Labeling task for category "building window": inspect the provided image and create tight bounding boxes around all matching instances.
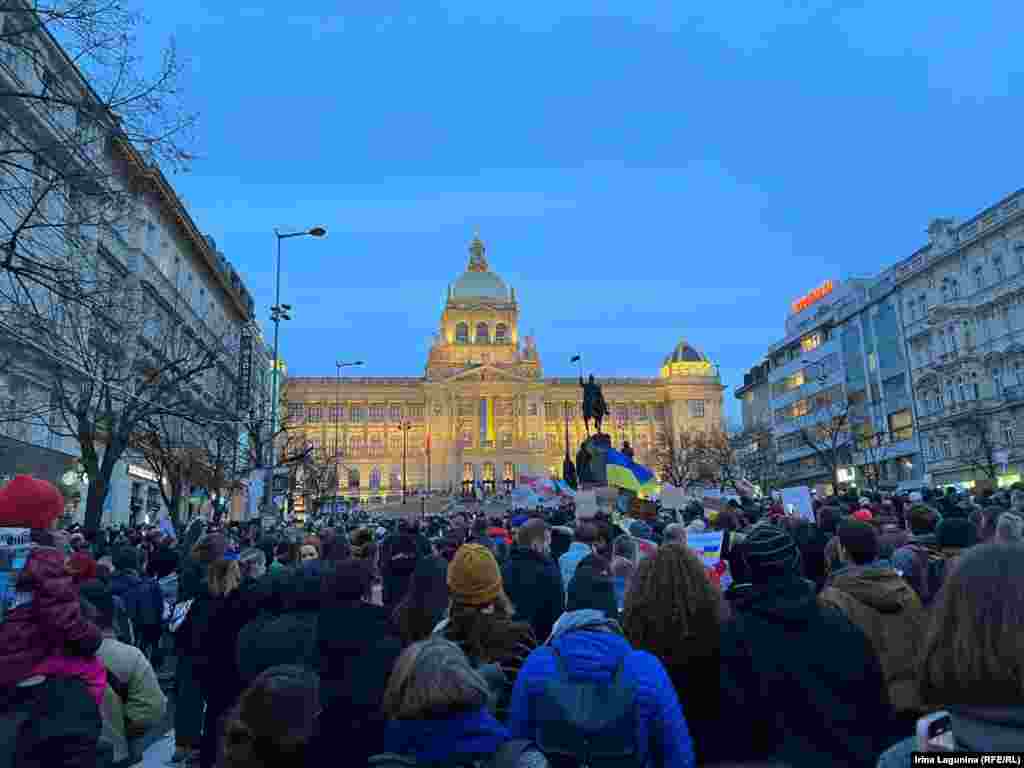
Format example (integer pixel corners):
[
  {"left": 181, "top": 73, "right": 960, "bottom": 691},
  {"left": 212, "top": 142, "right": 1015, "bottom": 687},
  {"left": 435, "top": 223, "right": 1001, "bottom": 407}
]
[
  {"left": 483, "top": 462, "right": 495, "bottom": 482},
  {"left": 995, "top": 255, "right": 1006, "bottom": 282},
  {"left": 563, "top": 403, "right": 576, "bottom": 420},
  {"left": 958, "top": 376, "right": 968, "bottom": 402},
  {"left": 348, "top": 468, "right": 360, "bottom": 488},
  {"left": 971, "top": 371, "right": 980, "bottom": 400},
  {"left": 501, "top": 432, "right": 513, "bottom": 448},
  {"left": 688, "top": 399, "right": 705, "bottom": 418},
  {"left": 460, "top": 431, "right": 472, "bottom": 447},
  {"left": 389, "top": 469, "right": 401, "bottom": 489},
  {"left": 504, "top": 462, "right": 515, "bottom": 481},
  {"left": 654, "top": 404, "right": 666, "bottom": 422},
  {"left": 975, "top": 266, "right": 985, "bottom": 291},
  {"left": 800, "top": 333, "right": 822, "bottom": 353},
  {"left": 941, "top": 438, "right": 952, "bottom": 459},
  {"left": 1016, "top": 360, "right": 1024, "bottom": 387},
  {"left": 369, "top": 467, "right": 381, "bottom": 490},
  {"left": 369, "top": 405, "right": 385, "bottom": 422},
  {"left": 528, "top": 402, "right": 538, "bottom": 417},
  {"left": 545, "top": 433, "right": 556, "bottom": 451},
  {"left": 287, "top": 403, "right": 304, "bottom": 421},
  {"left": 888, "top": 409, "right": 913, "bottom": 442},
  {"left": 528, "top": 433, "right": 540, "bottom": 450},
  {"left": 1002, "top": 420, "right": 1015, "bottom": 445},
  {"left": 495, "top": 323, "right": 508, "bottom": 344},
  {"left": 389, "top": 405, "right": 402, "bottom": 421},
  {"left": 951, "top": 278, "right": 960, "bottom": 299},
  {"left": 544, "top": 403, "right": 558, "bottom": 420},
  {"left": 307, "top": 406, "right": 322, "bottom": 423},
  {"left": 329, "top": 405, "right": 343, "bottom": 422},
  {"left": 992, "top": 367, "right": 1003, "bottom": 397},
  {"left": 455, "top": 323, "right": 469, "bottom": 343},
  {"left": 409, "top": 404, "right": 424, "bottom": 420},
  {"left": 475, "top": 322, "right": 489, "bottom": 344},
  {"left": 370, "top": 434, "right": 384, "bottom": 455},
  {"left": 631, "top": 404, "right": 646, "bottom": 420},
  {"left": 390, "top": 436, "right": 402, "bottom": 453},
  {"left": 350, "top": 406, "right": 365, "bottom": 423},
  {"left": 615, "top": 404, "right": 629, "bottom": 422}
]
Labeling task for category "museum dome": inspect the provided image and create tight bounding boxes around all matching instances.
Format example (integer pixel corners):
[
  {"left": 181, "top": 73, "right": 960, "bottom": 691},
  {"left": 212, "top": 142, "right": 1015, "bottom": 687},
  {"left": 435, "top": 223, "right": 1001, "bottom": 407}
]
[
  {"left": 663, "top": 340, "right": 707, "bottom": 366},
  {"left": 660, "top": 340, "right": 714, "bottom": 378},
  {"left": 449, "top": 234, "right": 511, "bottom": 301}
]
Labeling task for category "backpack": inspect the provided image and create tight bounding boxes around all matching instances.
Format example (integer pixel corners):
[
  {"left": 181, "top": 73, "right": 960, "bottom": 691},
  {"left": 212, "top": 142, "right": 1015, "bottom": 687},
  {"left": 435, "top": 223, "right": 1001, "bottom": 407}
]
[
  {"left": 907, "top": 545, "right": 947, "bottom": 606},
  {"left": 532, "top": 647, "right": 643, "bottom": 768},
  {"left": 368, "top": 738, "right": 537, "bottom": 768}
]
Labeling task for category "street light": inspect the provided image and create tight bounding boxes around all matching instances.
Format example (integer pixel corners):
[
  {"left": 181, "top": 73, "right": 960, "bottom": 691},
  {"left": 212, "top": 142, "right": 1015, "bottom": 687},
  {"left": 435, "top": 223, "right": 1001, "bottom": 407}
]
[
  {"left": 398, "top": 420, "right": 413, "bottom": 504},
  {"left": 334, "top": 360, "right": 364, "bottom": 507},
  {"left": 263, "top": 226, "right": 327, "bottom": 521}
]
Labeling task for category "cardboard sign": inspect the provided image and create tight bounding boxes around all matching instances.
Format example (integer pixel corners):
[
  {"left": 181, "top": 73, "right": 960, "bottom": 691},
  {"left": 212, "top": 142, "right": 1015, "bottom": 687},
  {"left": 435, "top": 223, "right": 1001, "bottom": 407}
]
[{"left": 0, "top": 528, "right": 32, "bottom": 622}]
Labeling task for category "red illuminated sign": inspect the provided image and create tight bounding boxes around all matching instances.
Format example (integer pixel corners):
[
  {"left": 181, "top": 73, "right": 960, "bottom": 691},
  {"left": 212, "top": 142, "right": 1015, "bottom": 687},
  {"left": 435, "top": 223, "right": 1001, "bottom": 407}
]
[{"left": 791, "top": 280, "right": 834, "bottom": 314}]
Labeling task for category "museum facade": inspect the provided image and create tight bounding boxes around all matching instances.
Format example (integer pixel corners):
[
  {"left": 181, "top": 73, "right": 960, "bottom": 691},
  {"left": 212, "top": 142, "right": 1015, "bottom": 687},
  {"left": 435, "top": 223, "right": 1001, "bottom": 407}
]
[{"left": 283, "top": 236, "right": 724, "bottom": 502}]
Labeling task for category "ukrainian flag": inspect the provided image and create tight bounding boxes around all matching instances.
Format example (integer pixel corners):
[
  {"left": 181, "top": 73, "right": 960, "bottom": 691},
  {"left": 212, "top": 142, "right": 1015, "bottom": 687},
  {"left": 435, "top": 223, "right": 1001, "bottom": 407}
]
[{"left": 605, "top": 449, "right": 658, "bottom": 495}]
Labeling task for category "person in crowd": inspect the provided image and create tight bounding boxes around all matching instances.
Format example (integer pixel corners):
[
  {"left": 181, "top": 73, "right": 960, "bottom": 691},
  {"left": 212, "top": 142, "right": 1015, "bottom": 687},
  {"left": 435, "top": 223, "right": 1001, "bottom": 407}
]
[
  {"left": 110, "top": 545, "right": 165, "bottom": 667},
  {"left": 236, "top": 563, "right": 319, "bottom": 685},
  {"left": 378, "top": 637, "right": 549, "bottom": 767},
  {"left": 316, "top": 558, "right": 404, "bottom": 766},
  {"left": 878, "top": 543, "right": 1024, "bottom": 764},
  {"left": 558, "top": 521, "right": 598, "bottom": 597},
  {"left": 440, "top": 544, "right": 537, "bottom": 722},
  {"left": 623, "top": 543, "right": 724, "bottom": 765},
  {"left": 507, "top": 603, "right": 694, "bottom": 768},
  {"left": 891, "top": 504, "right": 942, "bottom": 604},
  {"left": 566, "top": 554, "right": 619, "bottom": 619},
  {"left": 268, "top": 541, "right": 299, "bottom": 573},
  {"left": 221, "top": 665, "right": 321, "bottom": 768},
  {"left": 663, "top": 523, "right": 686, "bottom": 545},
  {"left": 0, "top": 476, "right": 105, "bottom": 767},
  {"left": 299, "top": 537, "right": 320, "bottom": 563},
  {"left": 148, "top": 534, "right": 180, "bottom": 579},
  {"left": 610, "top": 535, "right": 638, "bottom": 612},
  {"left": 238, "top": 547, "right": 267, "bottom": 583},
  {"left": 819, "top": 520, "right": 927, "bottom": 737},
  {"left": 79, "top": 580, "right": 167, "bottom": 767},
  {"left": 501, "top": 519, "right": 563, "bottom": 644},
  {"left": 719, "top": 524, "right": 893, "bottom": 767},
  {"left": 68, "top": 550, "right": 99, "bottom": 584},
  {"left": 393, "top": 555, "right": 450, "bottom": 647},
  {"left": 381, "top": 531, "right": 420, "bottom": 609},
  {"left": 995, "top": 512, "right": 1023, "bottom": 543}
]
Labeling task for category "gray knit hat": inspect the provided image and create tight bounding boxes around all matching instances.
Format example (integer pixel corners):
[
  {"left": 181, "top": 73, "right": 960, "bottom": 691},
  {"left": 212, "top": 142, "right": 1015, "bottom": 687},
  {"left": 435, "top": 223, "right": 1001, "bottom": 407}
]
[{"left": 742, "top": 524, "right": 801, "bottom": 583}]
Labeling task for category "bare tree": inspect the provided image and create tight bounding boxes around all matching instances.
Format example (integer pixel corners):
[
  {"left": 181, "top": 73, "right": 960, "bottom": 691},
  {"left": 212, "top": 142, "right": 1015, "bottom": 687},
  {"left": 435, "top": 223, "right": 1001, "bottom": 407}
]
[
  {"left": 704, "top": 427, "right": 740, "bottom": 493},
  {"left": 736, "top": 424, "right": 778, "bottom": 496},
  {"left": 0, "top": 1, "right": 195, "bottom": 304},
  {"left": 656, "top": 430, "right": 711, "bottom": 490},
  {"left": 797, "top": 398, "right": 852, "bottom": 491},
  {"left": 857, "top": 429, "right": 892, "bottom": 492},
  {"left": 953, "top": 413, "right": 1002, "bottom": 483}
]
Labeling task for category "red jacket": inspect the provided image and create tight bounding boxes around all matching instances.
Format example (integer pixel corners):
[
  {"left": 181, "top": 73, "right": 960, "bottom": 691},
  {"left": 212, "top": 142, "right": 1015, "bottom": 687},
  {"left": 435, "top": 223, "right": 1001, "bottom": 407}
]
[{"left": 0, "top": 547, "right": 102, "bottom": 686}]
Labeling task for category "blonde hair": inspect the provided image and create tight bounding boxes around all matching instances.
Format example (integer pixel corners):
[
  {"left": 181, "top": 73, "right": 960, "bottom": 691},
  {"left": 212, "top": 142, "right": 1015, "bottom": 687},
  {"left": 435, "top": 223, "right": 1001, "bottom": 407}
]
[
  {"left": 381, "top": 637, "right": 490, "bottom": 720},
  {"left": 208, "top": 559, "right": 241, "bottom": 597}
]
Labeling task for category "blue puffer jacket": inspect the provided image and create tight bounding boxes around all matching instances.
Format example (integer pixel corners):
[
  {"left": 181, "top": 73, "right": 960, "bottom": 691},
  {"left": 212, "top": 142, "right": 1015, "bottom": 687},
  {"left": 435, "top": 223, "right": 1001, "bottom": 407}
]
[{"left": 507, "top": 611, "right": 695, "bottom": 768}]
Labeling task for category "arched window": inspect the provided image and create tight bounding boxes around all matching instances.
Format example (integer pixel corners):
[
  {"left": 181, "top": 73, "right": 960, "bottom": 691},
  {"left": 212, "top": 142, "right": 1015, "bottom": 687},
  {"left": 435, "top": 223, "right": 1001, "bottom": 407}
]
[
  {"left": 950, "top": 278, "right": 960, "bottom": 299},
  {"left": 971, "top": 371, "right": 980, "bottom": 400},
  {"left": 347, "top": 468, "right": 360, "bottom": 489},
  {"left": 369, "top": 467, "right": 381, "bottom": 489},
  {"left": 483, "top": 462, "right": 495, "bottom": 481},
  {"left": 463, "top": 463, "right": 474, "bottom": 482},
  {"left": 455, "top": 322, "right": 469, "bottom": 343},
  {"left": 349, "top": 434, "right": 364, "bottom": 454},
  {"left": 495, "top": 323, "right": 508, "bottom": 344},
  {"left": 992, "top": 366, "right": 1003, "bottom": 397},
  {"left": 475, "top": 322, "right": 489, "bottom": 344}
]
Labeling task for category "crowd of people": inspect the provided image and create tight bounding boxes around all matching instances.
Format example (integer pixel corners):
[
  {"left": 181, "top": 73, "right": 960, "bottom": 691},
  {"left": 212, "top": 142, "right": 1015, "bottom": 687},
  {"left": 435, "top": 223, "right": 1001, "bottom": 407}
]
[{"left": 2, "top": 473, "right": 1023, "bottom": 767}]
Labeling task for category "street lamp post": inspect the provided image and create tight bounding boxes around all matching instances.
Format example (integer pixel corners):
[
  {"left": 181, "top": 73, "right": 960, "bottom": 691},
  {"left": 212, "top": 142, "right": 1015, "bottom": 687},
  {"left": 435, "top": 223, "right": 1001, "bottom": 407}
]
[
  {"left": 334, "top": 360, "right": 364, "bottom": 512},
  {"left": 399, "top": 420, "right": 412, "bottom": 504},
  {"left": 262, "top": 226, "right": 327, "bottom": 521}
]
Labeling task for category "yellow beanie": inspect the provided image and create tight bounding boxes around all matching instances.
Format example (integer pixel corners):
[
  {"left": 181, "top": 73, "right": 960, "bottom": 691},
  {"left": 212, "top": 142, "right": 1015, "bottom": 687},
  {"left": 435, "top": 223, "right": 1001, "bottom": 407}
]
[{"left": 447, "top": 544, "right": 502, "bottom": 606}]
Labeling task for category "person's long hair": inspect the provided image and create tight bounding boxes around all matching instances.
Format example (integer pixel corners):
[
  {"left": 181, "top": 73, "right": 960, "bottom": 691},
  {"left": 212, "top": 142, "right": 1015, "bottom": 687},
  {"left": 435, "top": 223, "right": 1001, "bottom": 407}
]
[
  {"left": 623, "top": 544, "right": 721, "bottom": 691},
  {"left": 919, "top": 543, "right": 1024, "bottom": 707},
  {"left": 393, "top": 556, "right": 449, "bottom": 646},
  {"left": 221, "top": 665, "right": 320, "bottom": 768},
  {"left": 445, "top": 591, "right": 533, "bottom": 665}
]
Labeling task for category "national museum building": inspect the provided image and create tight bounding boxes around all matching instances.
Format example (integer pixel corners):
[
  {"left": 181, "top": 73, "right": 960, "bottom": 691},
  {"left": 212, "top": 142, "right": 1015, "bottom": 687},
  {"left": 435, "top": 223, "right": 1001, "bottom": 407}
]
[{"left": 283, "top": 236, "right": 724, "bottom": 501}]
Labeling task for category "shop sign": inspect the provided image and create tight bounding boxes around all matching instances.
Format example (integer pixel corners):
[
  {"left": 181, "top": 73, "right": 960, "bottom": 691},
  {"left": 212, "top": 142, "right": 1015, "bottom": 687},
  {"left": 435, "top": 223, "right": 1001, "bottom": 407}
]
[
  {"left": 127, "top": 464, "right": 159, "bottom": 483},
  {"left": 791, "top": 280, "right": 834, "bottom": 314}
]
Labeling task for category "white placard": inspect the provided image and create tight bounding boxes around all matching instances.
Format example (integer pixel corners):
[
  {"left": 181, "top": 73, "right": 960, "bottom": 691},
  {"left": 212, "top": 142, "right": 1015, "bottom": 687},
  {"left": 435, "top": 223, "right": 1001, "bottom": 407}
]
[{"left": 781, "top": 486, "right": 815, "bottom": 522}]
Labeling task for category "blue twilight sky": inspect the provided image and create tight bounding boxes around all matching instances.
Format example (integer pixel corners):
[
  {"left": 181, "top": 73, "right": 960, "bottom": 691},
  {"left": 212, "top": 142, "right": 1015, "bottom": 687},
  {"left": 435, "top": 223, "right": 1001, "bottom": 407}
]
[{"left": 131, "top": 2, "right": 1024, "bottom": 427}]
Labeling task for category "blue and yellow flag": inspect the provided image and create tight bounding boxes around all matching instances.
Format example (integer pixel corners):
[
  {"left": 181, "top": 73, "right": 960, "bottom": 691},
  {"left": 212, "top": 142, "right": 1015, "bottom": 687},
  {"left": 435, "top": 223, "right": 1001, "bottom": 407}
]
[{"left": 605, "top": 449, "right": 657, "bottom": 495}]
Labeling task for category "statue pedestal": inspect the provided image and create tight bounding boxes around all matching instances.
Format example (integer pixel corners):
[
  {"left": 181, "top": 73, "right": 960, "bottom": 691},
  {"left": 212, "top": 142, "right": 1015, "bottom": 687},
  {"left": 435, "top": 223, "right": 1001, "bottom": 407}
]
[{"left": 576, "top": 433, "right": 612, "bottom": 489}]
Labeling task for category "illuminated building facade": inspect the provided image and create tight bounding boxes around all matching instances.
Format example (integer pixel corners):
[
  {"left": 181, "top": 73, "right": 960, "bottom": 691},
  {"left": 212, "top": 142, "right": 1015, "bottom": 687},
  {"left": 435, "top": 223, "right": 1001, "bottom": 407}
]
[{"left": 284, "top": 236, "right": 724, "bottom": 502}]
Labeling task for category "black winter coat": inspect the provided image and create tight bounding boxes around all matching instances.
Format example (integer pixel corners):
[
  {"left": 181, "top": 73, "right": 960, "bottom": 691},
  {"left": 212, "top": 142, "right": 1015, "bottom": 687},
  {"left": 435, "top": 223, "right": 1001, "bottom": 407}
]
[
  {"left": 315, "top": 600, "right": 403, "bottom": 767},
  {"left": 719, "top": 576, "right": 893, "bottom": 768},
  {"left": 501, "top": 547, "right": 563, "bottom": 643},
  {"left": 0, "top": 676, "right": 101, "bottom": 768}
]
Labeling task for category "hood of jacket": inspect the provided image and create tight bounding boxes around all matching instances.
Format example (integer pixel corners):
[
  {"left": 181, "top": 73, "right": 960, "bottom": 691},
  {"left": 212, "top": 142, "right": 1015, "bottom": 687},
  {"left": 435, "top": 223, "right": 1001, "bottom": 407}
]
[
  {"left": 548, "top": 611, "right": 631, "bottom": 681},
  {"left": 952, "top": 706, "right": 1024, "bottom": 753},
  {"left": 383, "top": 708, "right": 510, "bottom": 764},
  {"left": 726, "top": 575, "right": 820, "bottom": 628},
  {"left": 827, "top": 564, "right": 918, "bottom": 613}
]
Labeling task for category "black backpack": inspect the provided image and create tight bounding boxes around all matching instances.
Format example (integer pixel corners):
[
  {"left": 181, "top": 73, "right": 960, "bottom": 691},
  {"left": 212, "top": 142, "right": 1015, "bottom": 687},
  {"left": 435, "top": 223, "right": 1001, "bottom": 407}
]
[
  {"left": 368, "top": 738, "right": 537, "bottom": 768},
  {"left": 532, "top": 647, "right": 643, "bottom": 768}
]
